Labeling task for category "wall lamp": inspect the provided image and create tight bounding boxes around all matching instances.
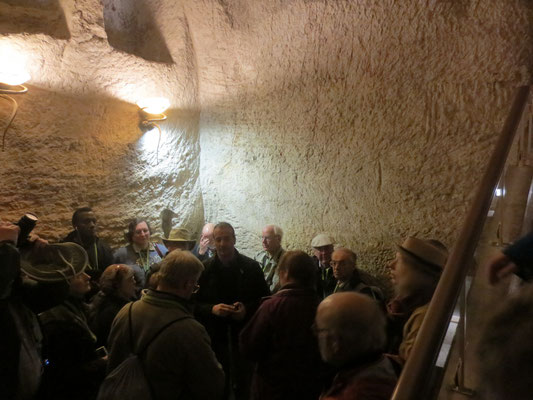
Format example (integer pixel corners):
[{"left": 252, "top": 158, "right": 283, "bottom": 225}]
[
  {"left": 137, "top": 97, "right": 170, "bottom": 162},
  {"left": 0, "top": 70, "right": 30, "bottom": 151}
]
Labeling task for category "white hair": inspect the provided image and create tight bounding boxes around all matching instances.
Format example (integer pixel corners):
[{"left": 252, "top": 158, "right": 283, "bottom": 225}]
[{"left": 264, "top": 224, "right": 283, "bottom": 239}]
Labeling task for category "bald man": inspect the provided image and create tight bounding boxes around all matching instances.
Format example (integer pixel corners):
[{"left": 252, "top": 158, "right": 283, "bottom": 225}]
[
  {"left": 192, "top": 223, "right": 216, "bottom": 261},
  {"left": 331, "top": 248, "right": 383, "bottom": 301},
  {"left": 315, "top": 292, "right": 398, "bottom": 400}
]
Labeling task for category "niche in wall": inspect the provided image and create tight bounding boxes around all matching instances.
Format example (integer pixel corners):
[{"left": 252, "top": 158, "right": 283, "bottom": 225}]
[
  {"left": 102, "top": 0, "right": 174, "bottom": 64},
  {"left": 0, "top": 0, "right": 70, "bottom": 39}
]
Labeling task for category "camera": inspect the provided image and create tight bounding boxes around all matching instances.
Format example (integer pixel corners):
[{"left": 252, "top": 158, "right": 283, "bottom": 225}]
[{"left": 15, "top": 213, "right": 38, "bottom": 247}]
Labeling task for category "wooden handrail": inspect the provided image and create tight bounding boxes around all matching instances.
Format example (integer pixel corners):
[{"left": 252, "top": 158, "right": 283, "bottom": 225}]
[{"left": 391, "top": 85, "right": 531, "bottom": 400}]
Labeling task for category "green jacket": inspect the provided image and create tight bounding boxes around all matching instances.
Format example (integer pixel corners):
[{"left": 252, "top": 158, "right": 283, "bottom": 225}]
[{"left": 107, "top": 289, "right": 225, "bottom": 400}]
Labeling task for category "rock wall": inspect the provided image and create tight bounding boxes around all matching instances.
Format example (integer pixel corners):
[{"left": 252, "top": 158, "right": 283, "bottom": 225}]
[
  {"left": 0, "top": 0, "right": 203, "bottom": 246},
  {"left": 0, "top": 0, "right": 532, "bottom": 277},
  {"left": 185, "top": 0, "right": 533, "bottom": 274}
]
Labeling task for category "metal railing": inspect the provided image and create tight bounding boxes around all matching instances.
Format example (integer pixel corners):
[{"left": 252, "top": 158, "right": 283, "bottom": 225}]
[{"left": 391, "top": 85, "right": 531, "bottom": 400}]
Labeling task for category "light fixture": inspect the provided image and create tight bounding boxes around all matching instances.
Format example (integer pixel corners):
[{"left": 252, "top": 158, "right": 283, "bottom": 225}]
[
  {"left": 0, "top": 46, "right": 30, "bottom": 151},
  {"left": 137, "top": 97, "right": 170, "bottom": 162}
]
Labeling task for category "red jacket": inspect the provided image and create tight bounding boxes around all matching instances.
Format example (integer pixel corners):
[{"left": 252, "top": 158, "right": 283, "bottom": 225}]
[{"left": 239, "top": 284, "right": 327, "bottom": 400}]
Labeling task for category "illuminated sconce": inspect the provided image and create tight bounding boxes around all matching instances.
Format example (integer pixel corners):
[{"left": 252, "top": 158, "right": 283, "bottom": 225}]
[
  {"left": 0, "top": 48, "right": 30, "bottom": 151},
  {"left": 137, "top": 97, "right": 169, "bottom": 127},
  {"left": 136, "top": 97, "right": 170, "bottom": 162}
]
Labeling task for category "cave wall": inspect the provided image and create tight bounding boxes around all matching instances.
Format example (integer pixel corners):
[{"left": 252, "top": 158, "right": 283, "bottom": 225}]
[
  {"left": 0, "top": 0, "right": 532, "bottom": 276},
  {"left": 184, "top": 0, "right": 533, "bottom": 273},
  {"left": 0, "top": 0, "right": 203, "bottom": 246}
]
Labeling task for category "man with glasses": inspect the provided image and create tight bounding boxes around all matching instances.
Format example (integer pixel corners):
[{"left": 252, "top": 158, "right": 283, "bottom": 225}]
[
  {"left": 331, "top": 248, "right": 383, "bottom": 301},
  {"left": 107, "top": 250, "right": 225, "bottom": 399},
  {"left": 255, "top": 224, "right": 285, "bottom": 293},
  {"left": 315, "top": 292, "right": 397, "bottom": 400}
]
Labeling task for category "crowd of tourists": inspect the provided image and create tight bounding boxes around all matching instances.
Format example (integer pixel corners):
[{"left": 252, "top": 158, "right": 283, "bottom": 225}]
[{"left": 2, "top": 206, "right": 531, "bottom": 400}]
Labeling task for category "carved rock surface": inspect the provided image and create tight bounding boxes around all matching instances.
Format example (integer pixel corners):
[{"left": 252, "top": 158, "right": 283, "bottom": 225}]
[{"left": 0, "top": 0, "right": 531, "bottom": 278}]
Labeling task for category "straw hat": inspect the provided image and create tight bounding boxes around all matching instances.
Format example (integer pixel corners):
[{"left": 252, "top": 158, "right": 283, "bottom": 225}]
[
  {"left": 311, "top": 233, "right": 334, "bottom": 248},
  {"left": 398, "top": 237, "right": 447, "bottom": 272},
  {"left": 162, "top": 228, "right": 196, "bottom": 249},
  {"left": 20, "top": 242, "right": 89, "bottom": 282}
]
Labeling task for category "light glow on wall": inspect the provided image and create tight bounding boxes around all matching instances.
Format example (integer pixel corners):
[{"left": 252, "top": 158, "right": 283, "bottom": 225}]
[
  {"left": 0, "top": 43, "right": 30, "bottom": 85},
  {"left": 137, "top": 97, "right": 170, "bottom": 115}
]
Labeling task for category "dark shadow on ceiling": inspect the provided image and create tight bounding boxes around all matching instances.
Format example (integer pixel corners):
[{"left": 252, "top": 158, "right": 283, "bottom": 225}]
[
  {"left": 0, "top": 0, "right": 70, "bottom": 39},
  {"left": 102, "top": 0, "right": 174, "bottom": 64}
]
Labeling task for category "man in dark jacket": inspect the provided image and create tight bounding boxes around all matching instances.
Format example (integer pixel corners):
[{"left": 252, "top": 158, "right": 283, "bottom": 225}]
[
  {"left": 240, "top": 250, "right": 326, "bottom": 400},
  {"left": 195, "top": 222, "right": 269, "bottom": 400},
  {"left": 0, "top": 221, "right": 71, "bottom": 400},
  {"left": 331, "top": 248, "right": 383, "bottom": 301},
  {"left": 311, "top": 233, "right": 336, "bottom": 298},
  {"left": 62, "top": 207, "right": 113, "bottom": 295}
]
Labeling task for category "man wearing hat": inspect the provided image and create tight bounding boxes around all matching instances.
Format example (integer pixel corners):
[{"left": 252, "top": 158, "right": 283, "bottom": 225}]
[
  {"left": 145, "top": 228, "right": 196, "bottom": 288},
  {"left": 37, "top": 241, "right": 108, "bottom": 400},
  {"left": 0, "top": 220, "right": 83, "bottom": 399},
  {"left": 386, "top": 237, "right": 448, "bottom": 364},
  {"left": 311, "top": 233, "right": 337, "bottom": 298},
  {"left": 162, "top": 227, "right": 197, "bottom": 253}
]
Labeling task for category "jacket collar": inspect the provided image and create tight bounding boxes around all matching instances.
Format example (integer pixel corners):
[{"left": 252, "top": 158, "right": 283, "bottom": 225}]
[{"left": 142, "top": 289, "right": 193, "bottom": 313}]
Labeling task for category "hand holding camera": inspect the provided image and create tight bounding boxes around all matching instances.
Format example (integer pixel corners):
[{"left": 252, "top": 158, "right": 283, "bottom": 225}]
[{"left": 0, "top": 221, "right": 20, "bottom": 245}]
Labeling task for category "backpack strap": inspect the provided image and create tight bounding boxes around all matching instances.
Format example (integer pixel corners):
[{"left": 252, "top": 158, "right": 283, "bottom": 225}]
[
  {"left": 127, "top": 301, "right": 192, "bottom": 400},
  {"left": 127, "top": 301, "right": 192, "bottom": 356}
]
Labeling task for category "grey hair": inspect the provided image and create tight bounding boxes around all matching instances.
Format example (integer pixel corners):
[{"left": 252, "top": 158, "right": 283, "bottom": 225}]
[
  {"left": 265, "top": 224, "right": 283, "bottom": 239},
  {"left": 158, "top": 250, "right": 204, "bottom": 289},
  {"left": 334, "top": 247, "right": 357, "bottom": 266}
]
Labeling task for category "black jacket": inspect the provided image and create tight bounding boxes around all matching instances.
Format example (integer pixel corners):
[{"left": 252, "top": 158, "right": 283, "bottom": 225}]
[
  {"left": 61, "top": 231, "right": 114, "bottom": 280},
  {"left": 195, "top": 250, "right": 269, "bottom": 346}
]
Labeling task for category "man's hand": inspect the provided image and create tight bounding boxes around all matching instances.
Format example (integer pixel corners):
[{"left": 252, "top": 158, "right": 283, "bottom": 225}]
[
  {"left": 0, "top": 221, "right": 19, "bottom": 244},
  {"left": 198, "top": 235, "right": 210, "bottom": 255},
  {"left": 486, "top": 252, "right": 518, "bottom": 285},
  {"left": 230, "top": 302, "right": 246, "bottom": 321},
  {"left": 212, "top": 303, "right": 237, "bottom": 317}
]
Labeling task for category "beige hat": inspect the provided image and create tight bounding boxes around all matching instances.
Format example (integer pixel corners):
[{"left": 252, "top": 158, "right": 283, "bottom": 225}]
[
  {"left": 20, "top": 242, "right": 89, "bottom": 282},
  {"left": 163, "top": 228, "right": 196, "bottom": 248},
  {"left": 398, "top": 237, "right": 448, "bottom": 272},
  {"left": 311, "top": 233, "right": 334, "bottom": 248}
]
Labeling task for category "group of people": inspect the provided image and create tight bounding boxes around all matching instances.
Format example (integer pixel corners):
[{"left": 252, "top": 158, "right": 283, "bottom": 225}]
[{"left": 3, "top": 205, "right": 494, "bottom": 400}]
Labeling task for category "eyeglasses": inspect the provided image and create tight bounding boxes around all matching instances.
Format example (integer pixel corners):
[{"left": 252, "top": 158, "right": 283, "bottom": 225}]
[{"left": 192, "top": 284, "right": 200, "bottom": 294}]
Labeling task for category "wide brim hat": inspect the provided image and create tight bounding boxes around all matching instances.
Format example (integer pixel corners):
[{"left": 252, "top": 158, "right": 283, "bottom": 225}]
[
  {"left": 20, "top": 242, "right": 89, "bottom": 282},
  {"left": 397, "top": 237, "right": 447, "bottom": 273},
  {"left": 311, "top": 233, "right": 334, "bottom": 248},
  {"left": 162, "top": 228, "right": 196, "bottom": 249}
]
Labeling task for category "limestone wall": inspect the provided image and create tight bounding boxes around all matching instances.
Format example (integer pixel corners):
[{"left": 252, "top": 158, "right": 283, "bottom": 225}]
[
  {"left": 186, "top": 0, "right": 533, "bottom": 273},
  {"left": 0, "top": 0, "right": 203, "bottom": 246},
  {"left": 0, "top": 0, "right": 532, "bottom": 277}
]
